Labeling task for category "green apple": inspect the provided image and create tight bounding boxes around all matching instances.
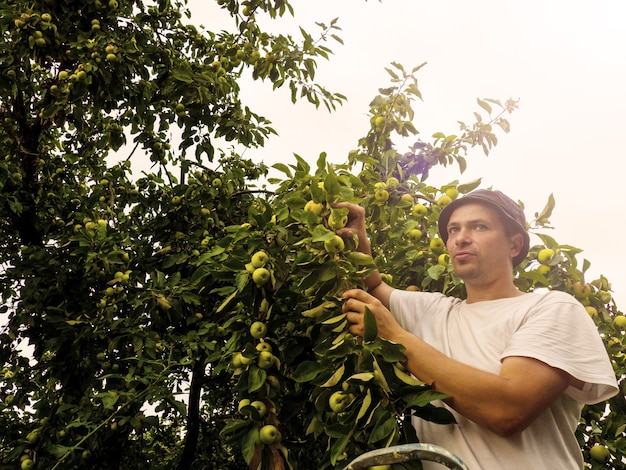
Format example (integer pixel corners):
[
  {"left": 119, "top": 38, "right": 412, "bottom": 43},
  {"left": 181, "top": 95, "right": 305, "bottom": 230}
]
[
  {"left": 21, "top": 459, "right": 34, "bottom": 470},
  {"left": 537, "top": 248, "right": 555, "bottom": 264},
  {"left": 573, "top": 281, "right": 591, "bottom": 298},
  {"left": 613, "top": 315, "right": 626, "bottom": 328},
  {"left": 251, "top": 250, "right": 269, "bottom": 268},
  {"left": 585, "top": 306, "right": 598, "bottom": 317},
  {"left": 304, "top": 200, "right": 323, "bottom": 216},
  {"left": 259, "top": 424, "right": 281, "bottom": 445},
  {"left": 82, "top": 449, "right": 92, "bottom": 460},
  {"left": 386, "top": 177, "right": 399, "bottom": 188},
  {"left": 589, "top": 444, "right": 610, "bottom": 463},
  {"left": 437, "top": 194, "right": 452, "bottom": 207},
  {"left": 250, "top": 400, "right": 267, "bottom": 418},
  {"left": 401, "top": 193, "right": 413, "bottom": 203},
  {"left": 26, "top": 430, "right": 40, "bottom": 444},
  {"left": 429, "top": 238, "right": 445, "bottom": 251},
  {"left": 257, "top": 351, "right": 275, "bottom": 370},
  {"left": 598, "top": 290, "right": 612, "bottom": 304},
  {"left": 324, "top": 235, "right": 345, "bottom": 254},
  {"left": 266, "top": 375, "right": 280, "bottom": 391},
  {"left": 252, "top": 267, "right": 270, "bottom": 287},
  {"left": 249, "top": 321, "right": 267, "bottom": 339},
  {"left": 374, "top": 189, "right": 389, "bottom": 203},
  {"left": 445, "top": 187, "right": 459, "bottom": 200},
  {"left": 255, "top": 341, "right": 272, "bottom": 353},
  {"left": 328, "top": 210, "right": 348, "bottom": 230},
  {"left": 232, "top": 352, "right": 254, "bottom": 368},
  {"left": 328, "top": 391, "right": 351, "bottom": 413},
  {"left": 412, "top": 204, "right": 428, "bottom": 217},
  {"left": 408, "top": 228, "right": 423, "bottom": 244},
  {"left": 536, "top": 264, "right": 550, "bottom": 275},
  {"left": 238, "top": 398, "right": 251, "bottom": 414},
  {"left": 438, "top": 253, "right": 450, "bottom": 266}
]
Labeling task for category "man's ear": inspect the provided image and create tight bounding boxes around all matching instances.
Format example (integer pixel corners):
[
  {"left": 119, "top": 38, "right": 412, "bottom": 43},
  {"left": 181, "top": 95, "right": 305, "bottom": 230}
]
[{"left": 510, "top": 233, "right": 524, "bottom": 259}]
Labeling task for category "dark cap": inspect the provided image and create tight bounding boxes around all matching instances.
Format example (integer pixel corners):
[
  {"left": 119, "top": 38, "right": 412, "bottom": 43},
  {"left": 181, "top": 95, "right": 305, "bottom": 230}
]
[{"left": 438, "top": 189, "right": 530, "bottom": 267}]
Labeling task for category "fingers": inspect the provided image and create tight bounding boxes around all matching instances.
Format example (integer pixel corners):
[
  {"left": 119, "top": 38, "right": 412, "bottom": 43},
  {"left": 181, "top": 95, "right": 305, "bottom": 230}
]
[
  {"left": 342, "top": 288, "right": 375, "bottom": 303},
  {"left": 332, "top": 201, "right": 364, "bottom": 217},
  {"left": 347, "top": 318, "right": 363, "bottom": 336}
]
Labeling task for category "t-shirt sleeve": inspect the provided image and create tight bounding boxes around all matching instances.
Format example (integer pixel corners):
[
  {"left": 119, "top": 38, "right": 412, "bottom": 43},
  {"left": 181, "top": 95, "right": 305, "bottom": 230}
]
[
  {"left": 389, "top": 289, "right": 454, "bottom": 330},
  {"left": 501, "top": 291, "right": 618, "bottom": 404}
]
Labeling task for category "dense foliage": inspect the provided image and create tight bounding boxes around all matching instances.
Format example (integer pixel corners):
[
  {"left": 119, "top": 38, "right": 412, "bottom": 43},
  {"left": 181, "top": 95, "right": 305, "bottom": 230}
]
[{"left": 1, "top": 1, "right": 624, "bottom": 469}]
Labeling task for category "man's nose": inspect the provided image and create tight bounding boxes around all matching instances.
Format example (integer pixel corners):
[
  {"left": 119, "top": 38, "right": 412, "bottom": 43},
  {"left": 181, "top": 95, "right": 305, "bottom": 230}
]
[{"left": 454, "top": 228, "right": 471, "bottom": 245}]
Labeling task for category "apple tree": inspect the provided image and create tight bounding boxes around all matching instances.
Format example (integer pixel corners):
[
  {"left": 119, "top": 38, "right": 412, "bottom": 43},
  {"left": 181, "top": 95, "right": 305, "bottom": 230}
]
[{"left": 0, "top": 0, "right": 624, "bottom": 470}]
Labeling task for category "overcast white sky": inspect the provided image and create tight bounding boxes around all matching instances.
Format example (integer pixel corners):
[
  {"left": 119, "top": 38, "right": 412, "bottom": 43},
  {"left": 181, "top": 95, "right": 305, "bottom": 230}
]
[{"left": 190, "top": 0, "right": 626, "bottom": 308}]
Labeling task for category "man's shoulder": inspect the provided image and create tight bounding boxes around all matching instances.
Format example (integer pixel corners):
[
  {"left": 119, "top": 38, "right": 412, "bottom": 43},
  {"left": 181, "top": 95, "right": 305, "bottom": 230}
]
[
  {"left": 391, "top": 289, "right": 461, "bottom": 309},
  {"left": 532, "top": 289, "right": 581, "bottom": 307}
]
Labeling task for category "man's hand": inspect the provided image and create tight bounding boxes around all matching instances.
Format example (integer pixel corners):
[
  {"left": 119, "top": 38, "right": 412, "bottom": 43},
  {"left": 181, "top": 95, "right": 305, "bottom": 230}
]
[
  {"left": 334, "top": 202, "right": 394, "bottom": 306},
  {"left": 333, "top": 202, "right": 369, "bottom": 251},
  {"left": 342, "top": 288, "right": 404, "bottom": 341}
]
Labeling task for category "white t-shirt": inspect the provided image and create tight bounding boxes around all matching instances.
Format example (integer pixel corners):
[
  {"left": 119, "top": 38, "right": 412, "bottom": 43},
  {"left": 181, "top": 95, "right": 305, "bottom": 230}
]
[{"left": 389, "top": 289, "right": 618, "bottom": 470}]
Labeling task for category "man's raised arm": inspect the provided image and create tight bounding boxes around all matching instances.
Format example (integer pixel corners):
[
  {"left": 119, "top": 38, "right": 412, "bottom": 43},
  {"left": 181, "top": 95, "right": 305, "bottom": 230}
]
[{"left": 333, "top": 202, "right": 394, "bottom": 309}]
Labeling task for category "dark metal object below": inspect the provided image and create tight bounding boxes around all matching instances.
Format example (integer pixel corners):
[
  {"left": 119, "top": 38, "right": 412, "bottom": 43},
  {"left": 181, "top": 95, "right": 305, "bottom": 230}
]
[{"left": 342, "top": 443, "right": 470, "bottom": 470}]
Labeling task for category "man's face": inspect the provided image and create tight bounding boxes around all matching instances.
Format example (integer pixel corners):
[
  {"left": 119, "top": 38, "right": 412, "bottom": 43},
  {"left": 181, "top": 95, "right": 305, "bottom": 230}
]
[{"left": 445, "top": 203, "right": 520, "bottom": 283}]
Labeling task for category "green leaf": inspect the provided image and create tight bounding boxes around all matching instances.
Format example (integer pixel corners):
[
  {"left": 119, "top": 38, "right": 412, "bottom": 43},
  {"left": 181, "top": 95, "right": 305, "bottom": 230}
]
[
  {"left": 427, "top": 264, "right": 446, "bottom": 281},
  {"left": 242, "top": 427, "right": 259, "bottom": 464},
  {"left": 357, "top": 389, "right": 373, "bottom": 421},
  {"left": 347, "top": 372, "right": 375, "bottom": 383},
  {"left": 457, "top": 178, "right": 482, "bottom": 194},
  {"left": 347, "top": 251, "right": 375, "bottom": 266},
  {"left": 170, "top": 67, "right": 194, "bottom": 83},
  {"left": 323, "top": 170, "right": 341, "bottom": 198},
  {"left": 477, "top": 98, "right": 492, "bottom": 114},
  {"left": 363, "top": 306, "right": 378, "bottom": 342},
  {"left": 330, "top": 430, "right": 352, "bottom": 465},
  {"left": 293, "top": 361, "right": 326, "bottom": 382},
  {"left": 413, "top": 403, "right": 457, "bottom": 424},
  {"left": 248, "top": 366, "right": 267, "bottom": 392},
  {"left": 216, "top": 290, "right": 238, "bottom": 313},
  {"left": 377, "top": 340, "right": 408, "bottom": 363},
  {"left": 272, "top": 162, "right": 292, "bottom": 177},
  {"left": 367, "top": 413, "right": 396, "bottom": 444},
  {"left": 321, "top": 313, "right": 346, "bottom": 325},
  {"left": 535, "top": 193, "right": 555, "bottom": 224},
  {"left": 404, "top": 390, "right": 448, "bottom": 408},
  {"left": 220, "top": 419, "right": 250, "bottom": 437},
  {"left": 311, "top": 224, "right": 335, "bottom": 242},
  {"left": 320, "top": 364, "right": 345, "bottom": 387}
]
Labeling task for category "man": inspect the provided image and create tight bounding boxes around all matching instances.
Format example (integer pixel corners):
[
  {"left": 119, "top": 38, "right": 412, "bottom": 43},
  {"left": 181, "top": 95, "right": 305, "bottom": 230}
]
[{"left": 336, "top": 189, "right": 618, "bottom": 469}]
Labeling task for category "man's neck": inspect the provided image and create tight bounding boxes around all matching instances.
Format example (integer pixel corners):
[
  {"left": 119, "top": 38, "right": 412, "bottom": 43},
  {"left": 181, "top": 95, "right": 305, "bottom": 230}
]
[{"left": 465, "top": 282, "right": 524, "bottom": 304}]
